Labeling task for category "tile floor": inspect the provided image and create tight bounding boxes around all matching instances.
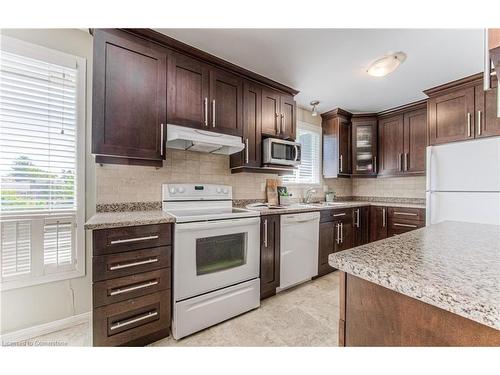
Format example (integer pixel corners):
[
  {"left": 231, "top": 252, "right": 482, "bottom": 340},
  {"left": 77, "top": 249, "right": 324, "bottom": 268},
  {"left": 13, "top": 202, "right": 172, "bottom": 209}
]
[{"left": 17, "top": 271, "right": 340, "bottom": 347}]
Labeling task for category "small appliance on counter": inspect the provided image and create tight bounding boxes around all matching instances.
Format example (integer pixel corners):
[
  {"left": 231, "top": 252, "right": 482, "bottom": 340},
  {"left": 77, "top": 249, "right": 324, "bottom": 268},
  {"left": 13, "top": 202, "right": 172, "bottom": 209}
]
[
  {"left": 262, "top": 137, "right": 301, "bottom": 166},
  {"left": 162, "top": 184, "right": 261, "bottom": 339}
]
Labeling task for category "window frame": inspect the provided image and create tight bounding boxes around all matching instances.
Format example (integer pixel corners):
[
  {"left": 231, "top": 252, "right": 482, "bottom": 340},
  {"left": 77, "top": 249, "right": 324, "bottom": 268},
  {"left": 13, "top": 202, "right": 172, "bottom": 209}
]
[
  {"left": 282, "top": 121, "right": 322, "bottom": 187},
  {"left": 0, "top": 36, "right": 86, "bottom": 290}
]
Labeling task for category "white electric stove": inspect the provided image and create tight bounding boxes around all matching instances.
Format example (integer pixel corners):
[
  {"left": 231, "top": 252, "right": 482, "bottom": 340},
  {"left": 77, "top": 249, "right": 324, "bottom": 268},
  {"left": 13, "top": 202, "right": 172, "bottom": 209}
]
[{"left": 162, "top": 184, "right": 261, "bottom": 339}]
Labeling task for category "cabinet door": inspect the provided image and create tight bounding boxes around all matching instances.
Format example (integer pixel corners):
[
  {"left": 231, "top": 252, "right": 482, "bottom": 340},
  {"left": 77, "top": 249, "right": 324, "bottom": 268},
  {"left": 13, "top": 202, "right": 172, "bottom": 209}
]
[
  {"left": 339, "top": 119, "right": 351, "bottom": 175},
  {"left": 167, "top": 51, "right": 209, "bottom": 129},
  {"left": 280, "top": 95, "right": 297, "bottom": 140},
  {"left": 403, "top": 108, "right": 427, "bottom": 175},
  {"left": 209, "top": 68, "right": 243, "bottom": 136},
  {"left": 351, "top": 118, "right": 377, "bottom": 176},
  {"left": 475, "top": 82, "right": 500, "bottom": 138},
  {"left": 428, "top": 86, "right": 475, "bottom": 145},
  {"left": 378, "top": 115, "right": 404, "bottom": 176},
  {"left": 335, "top": 220, "right": 353, "bottom": 252},
  {"left": 260, "top": 215, "right": 280, "bottom": 299},
  {"left": 231, "top": 81, "right": 262, "bottom": 168},
  {"left": 353, "top": 206, "right": 370, "bottom": 247},
  {"left": 318, "top": 221, "right": 335, "bottom": 276},
  {"left": 369, "top": 206, "right": 388, "bottom": 242},
  {"left": 262, "top": 89, "right": 281, "bottom": 136},
  {"left": 92, "top": 29, "right": 166, "bottom": 161}
]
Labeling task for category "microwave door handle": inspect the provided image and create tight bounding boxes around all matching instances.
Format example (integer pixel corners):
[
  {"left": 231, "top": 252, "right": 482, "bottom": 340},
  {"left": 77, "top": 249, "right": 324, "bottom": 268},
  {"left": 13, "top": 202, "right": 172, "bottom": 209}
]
[{"left": 294, "top": 145, "right": 299, "bottom": 161}]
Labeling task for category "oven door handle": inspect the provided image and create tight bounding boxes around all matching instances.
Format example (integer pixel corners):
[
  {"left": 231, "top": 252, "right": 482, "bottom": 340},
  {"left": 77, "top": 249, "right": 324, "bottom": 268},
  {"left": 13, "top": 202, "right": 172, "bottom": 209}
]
[{"left": 175, "top": 217, "right": 260, "bottom": 231}]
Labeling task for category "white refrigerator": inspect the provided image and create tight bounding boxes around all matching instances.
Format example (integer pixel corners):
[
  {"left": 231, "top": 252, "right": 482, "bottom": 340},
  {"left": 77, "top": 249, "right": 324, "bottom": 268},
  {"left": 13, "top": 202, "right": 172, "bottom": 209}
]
[{"left": 426, "top": 137, "right": 500, "bottom": 225}]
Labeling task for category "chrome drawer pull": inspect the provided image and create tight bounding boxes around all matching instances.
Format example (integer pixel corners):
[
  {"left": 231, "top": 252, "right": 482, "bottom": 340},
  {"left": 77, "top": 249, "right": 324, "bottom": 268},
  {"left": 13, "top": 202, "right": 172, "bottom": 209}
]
[
  {"left": 394, "top": 212, "right": 418, "bottom": 216},
  {"left": 393, "top": 223, "right": 418, "bottom": 228},
  {"left": 109, "top": 257, "right": 159, "bottom": 271},
  {"left": 110, "top": 311, "right": 158, "bottom": 331},
  {"left": 333, "top": 212, "right": 346, "bottom": 217},
  {"left": 109, "top": 280, "right": 159, "bottom": 296},
  {"left": 110, "top": 235, "right": 159, "bottom": 245}
]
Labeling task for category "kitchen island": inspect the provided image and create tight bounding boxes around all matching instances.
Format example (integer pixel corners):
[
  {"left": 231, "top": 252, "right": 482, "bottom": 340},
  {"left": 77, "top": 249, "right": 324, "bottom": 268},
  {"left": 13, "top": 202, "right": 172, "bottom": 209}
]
[{"left": 329, "top": 221, "right": 500, "bottom": 346}]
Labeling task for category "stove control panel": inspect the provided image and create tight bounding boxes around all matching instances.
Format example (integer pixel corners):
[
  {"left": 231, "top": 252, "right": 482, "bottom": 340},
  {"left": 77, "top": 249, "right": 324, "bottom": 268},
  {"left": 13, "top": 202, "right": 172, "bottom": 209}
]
[{"left": 162, "top": 184, "right": 232, "bottom": 201}]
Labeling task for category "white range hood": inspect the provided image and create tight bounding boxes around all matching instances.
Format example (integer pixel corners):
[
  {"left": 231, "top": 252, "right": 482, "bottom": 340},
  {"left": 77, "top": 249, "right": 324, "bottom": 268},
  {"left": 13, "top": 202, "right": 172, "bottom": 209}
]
[{"left": 165, "top": 124, "right": 245, "bottom": 155}]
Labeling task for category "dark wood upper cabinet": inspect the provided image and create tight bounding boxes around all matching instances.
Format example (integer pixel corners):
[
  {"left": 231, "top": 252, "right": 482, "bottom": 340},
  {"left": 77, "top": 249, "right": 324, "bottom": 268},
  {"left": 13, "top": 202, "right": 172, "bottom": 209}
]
[
  {"left": 280, "top": 95, "right": 297, "bottom": 140},
  {"left": 209, "top": 68, "right": 243, "bottom": 136},
  {"left": 351, "top": 115, "right": 377, "bottom": 176},
  {"left": 167, "top": 51, "right": 210, "bottom": 130},
  {"left": 475, "top": 80, "right": 500, "bottom": 138},
  {"left": 260, "top": 215, "right": 280, "bottom": 300},
  {"left": 369, "top": 206, "right": 388, "bottom": 242},
  {"left": 403, "top": 107, "right": 427, "bottom": 174},
  {"left": 230, "top": 81, "right": 262, "bottom": 169},
  {"left": 378, "top": 115, "right": 404, "bottom": 176},
  {"left": 92, "top": 29, "right": 167, "bottom": 166},
  {"left": 262, "top": 89, "right": 297, "bottom": 140},
  {"left": 321, "top": 109, "right": 351, "bottom": 178}
]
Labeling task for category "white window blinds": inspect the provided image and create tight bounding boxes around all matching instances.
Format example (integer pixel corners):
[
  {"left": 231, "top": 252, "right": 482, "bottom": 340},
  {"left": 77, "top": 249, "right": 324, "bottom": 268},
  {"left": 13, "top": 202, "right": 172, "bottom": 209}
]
[
  {"left": 0, "top": 50, "right": 78, "bottom": 213},
  {"left": 283, "top": 122, "right": 321, "bottom": 185},
  {"left": 0, "top": 37, "right": 85, "bottom": 289}
]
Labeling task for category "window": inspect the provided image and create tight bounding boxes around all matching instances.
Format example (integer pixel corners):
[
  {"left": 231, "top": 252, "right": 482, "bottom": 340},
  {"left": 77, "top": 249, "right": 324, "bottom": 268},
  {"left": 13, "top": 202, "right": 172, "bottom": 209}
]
[
  {"left": 282, "top": 121, "right": 321, "bottom": 185},
  {"left": 0, "top": 36, "right": 86, "bottom": 289}
]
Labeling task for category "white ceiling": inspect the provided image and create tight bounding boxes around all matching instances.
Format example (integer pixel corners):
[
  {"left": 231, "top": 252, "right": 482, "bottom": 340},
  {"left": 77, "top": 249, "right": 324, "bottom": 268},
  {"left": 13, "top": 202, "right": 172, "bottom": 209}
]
[{"left": 155, "top": 29, "right": 484, "bottom": 114}]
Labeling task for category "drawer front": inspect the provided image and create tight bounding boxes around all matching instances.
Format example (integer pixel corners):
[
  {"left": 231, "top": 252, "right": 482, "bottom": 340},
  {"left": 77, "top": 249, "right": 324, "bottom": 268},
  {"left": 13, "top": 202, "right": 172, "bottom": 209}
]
[
  {"left": 93, "top": 246, "right": 171, "bottom": 282},
  {"left": 320, "top": 208, "right": 353, "bottom": 223},
  {"left": 93, "top": 224, "right": 172, "bottom": 255},
  {"left": 388, "top": 218, "right": 425, "bottom": 236},
  {"left": 93, "top": 268, "right": 170, "bottom": 307},
  {"left": 93, "top": 290, "right": 171, "bottom": 346},
  {"left": 387, "top": 207, "right": 425, "bottom": 222}
]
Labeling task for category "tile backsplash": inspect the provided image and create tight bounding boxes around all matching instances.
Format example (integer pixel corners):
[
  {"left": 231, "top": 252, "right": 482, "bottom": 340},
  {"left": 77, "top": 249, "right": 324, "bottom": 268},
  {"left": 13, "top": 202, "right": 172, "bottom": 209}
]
[{"left": 351, "top": 176, "right": 426, "bottom": 199}]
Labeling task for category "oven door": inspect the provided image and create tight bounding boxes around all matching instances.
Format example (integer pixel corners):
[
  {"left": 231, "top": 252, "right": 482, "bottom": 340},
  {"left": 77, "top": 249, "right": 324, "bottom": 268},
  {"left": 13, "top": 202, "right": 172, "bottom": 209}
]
[{"left": 173, "top": 217, "right": 260, "bottom": 301}]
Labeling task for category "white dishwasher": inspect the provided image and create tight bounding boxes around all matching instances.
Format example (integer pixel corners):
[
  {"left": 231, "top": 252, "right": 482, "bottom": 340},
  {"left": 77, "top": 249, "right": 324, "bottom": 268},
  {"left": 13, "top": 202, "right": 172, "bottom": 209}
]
[{"left": 279, "top": 211, "right": 320, "bottom": 291}]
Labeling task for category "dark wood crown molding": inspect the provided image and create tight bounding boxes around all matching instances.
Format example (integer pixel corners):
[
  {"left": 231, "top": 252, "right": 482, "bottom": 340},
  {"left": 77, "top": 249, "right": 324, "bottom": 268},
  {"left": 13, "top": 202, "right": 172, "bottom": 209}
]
[
  {"left": 377, "top": 99, "right": 427, "bottom": 118},
  {"left": 321, "top": 107, "right": 352, "bottom": 119},
  {"left": 423, "top": 72, "right": 483, "bottom": 97}
]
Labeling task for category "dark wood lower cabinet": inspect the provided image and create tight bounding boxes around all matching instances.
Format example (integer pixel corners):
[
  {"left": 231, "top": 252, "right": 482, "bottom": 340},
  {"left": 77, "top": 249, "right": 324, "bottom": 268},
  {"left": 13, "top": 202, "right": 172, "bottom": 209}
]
[
  {"left": 352, "top": 206, "right": 370, "bottom": 247},
  {"left": 92, "top": 224, "right": 172, "bottom": 346},
  {"left": 339, "top": 272, "right": 500, "bottom": 346},
  {"left": 318, "top": 221, "right": 336, "bottom": 276},
  {"left": 369, "top": 206, "right": 388, "bottom": 242},
  {"left": 260, "top": 215, "right": 280, "bottom": 299}
]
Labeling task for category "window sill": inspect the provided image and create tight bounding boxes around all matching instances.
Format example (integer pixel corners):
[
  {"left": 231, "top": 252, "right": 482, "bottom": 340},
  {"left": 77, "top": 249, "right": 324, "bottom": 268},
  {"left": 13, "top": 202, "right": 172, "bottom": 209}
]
[{"left": 0, "top": 268, "right": 85, "bottom": 291}]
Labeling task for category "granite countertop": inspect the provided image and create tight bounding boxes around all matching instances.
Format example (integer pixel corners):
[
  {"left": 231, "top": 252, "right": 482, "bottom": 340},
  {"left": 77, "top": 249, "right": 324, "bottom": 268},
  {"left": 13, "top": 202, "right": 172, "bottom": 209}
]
[
  {"left": 329, "top": 221, "right": 500, "bottom": 330},
  {"left": 84, "top": 210, "right": 176, "bottom": 230}
]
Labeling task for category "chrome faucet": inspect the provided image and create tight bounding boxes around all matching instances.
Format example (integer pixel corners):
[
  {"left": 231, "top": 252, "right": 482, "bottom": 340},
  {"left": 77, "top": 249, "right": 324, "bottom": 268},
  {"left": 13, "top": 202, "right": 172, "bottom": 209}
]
[{"left": 304, "top": 188, "right": 317, "bottom": 204}]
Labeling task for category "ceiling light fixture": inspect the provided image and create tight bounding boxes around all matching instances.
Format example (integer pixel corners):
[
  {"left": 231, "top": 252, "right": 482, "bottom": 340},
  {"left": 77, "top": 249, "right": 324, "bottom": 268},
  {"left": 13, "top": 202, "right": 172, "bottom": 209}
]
[
  {"left": 310, "top": 100, "right": 320, "bottom": 116},
  {"left": 367, "top": 52, "right": 407, "bottom": 77}
]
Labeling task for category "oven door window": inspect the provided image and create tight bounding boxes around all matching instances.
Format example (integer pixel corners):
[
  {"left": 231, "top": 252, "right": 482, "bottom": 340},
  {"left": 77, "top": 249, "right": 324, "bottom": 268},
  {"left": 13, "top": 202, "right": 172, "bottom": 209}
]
[
  {"left": 196, "top": 233, "right": 247, "bottom": 275},
  {"left": 271, "top": 142, "right": 294, "bottom": 160}
]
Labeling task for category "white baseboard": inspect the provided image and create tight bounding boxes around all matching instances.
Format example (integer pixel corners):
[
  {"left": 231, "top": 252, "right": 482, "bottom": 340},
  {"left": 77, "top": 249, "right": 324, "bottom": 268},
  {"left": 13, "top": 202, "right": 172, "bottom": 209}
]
[{"left": 1, "top": 311, "right": 91, "bottom": 344}]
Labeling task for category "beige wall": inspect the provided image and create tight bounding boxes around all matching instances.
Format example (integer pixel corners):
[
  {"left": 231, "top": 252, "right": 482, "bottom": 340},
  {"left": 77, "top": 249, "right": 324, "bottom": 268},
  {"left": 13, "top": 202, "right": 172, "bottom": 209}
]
[
  {"left": 352, "top": 176, "right": 426, "bottom": 199},
  {"left": 0, "top": 29, "right": 95, "bottom": 334}
]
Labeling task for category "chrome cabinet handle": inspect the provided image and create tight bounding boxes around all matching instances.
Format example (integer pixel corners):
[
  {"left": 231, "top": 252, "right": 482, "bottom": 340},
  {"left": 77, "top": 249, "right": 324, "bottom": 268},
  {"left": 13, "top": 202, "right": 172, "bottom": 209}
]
[
  {"left": 109, "top": 280, "right": 159, "bottom": 296},
  {"left": 467, "top": 112, "right": 471, "bottom": 137},
  {"left": 109, "top": 257, "right": 159, "bottom": 271},
  {"left": 160, "top": 123, "right": 164, "bottom": 157},
  {"left": 110, "top": 311, "right": 158, "bottom": 331},
  {"left": 110, "top": 235, "right": 159, "bottom": 245},
  {"left": 212, "top": 99, "right": 216, "bottom": 128},
  {"left": 394, "top": 211, "right": 417, "bottom": 216},
  {"left": 404, "top": 153, "right": 408, "bottom": 171},
  {"left": 373, "top": 156, "right": 377, "bottom": 173},
  {"left": 355, "top": 209, "right": 360, "bottom": 227},
  {"left": 339, "top": 154, "right": 343, "bottom": 173},
  {"left": 204, "top": 97, "right": 208, "bottom": 126},
  {"left": 477, "top": 110, "right": 482, "bottom": 136},
  {"left": 398, "top": 153, "right": 402, "bottom": 171},
  {"left": 336, "top": 223, "right": 340, "bottom": 244},
  {"left": 340, "top": 222, "right": 344, "bottom": 244},
  {"left": 394, "top": 223, "right": 418, "bottom": 228},
  {"left": 263, "top": 219, "right": 268, "bottom": 247},
  {"left": 245, "top": 138, "right": 249, "bottom": 164},
  {"left": 275, "top": 113, "right": 280, "bottom": 135},
  {"left": 333, "top": 212, "right": 346, "bottom": 217},
  {"left": 280, "top": 113, "right": 284, "bottom": 134},
  {"left": 382, "top": 208, "right": 386, "bottom": 227}
]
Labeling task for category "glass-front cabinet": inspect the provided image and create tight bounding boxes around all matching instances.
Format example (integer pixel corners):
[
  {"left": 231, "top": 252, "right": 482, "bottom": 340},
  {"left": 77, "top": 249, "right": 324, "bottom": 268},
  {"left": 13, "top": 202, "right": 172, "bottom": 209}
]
[{"left": 351, "top": 115, "right": 378, "bottom": 176}]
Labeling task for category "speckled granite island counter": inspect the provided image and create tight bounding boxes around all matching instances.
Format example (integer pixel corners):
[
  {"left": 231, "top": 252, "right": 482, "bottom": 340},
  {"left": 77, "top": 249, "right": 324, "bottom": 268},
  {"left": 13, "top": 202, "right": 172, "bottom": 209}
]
[{"left": 329, "top": 221, "right": 500, "bottom": 346}]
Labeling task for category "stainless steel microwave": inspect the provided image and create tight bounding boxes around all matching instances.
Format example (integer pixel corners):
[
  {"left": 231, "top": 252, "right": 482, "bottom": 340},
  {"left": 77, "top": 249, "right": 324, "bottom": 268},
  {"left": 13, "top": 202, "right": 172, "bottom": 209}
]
[{"left": 262, "top": 138, "right": 301, "bottom": 166}]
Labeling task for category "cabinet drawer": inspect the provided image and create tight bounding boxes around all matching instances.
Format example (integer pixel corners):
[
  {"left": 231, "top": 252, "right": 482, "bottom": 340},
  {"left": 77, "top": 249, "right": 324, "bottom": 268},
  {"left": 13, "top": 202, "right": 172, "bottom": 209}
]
[
  {"left": 93, "top": 246, "right": 171, "bottom": 282},
  {"left": 93, "top": 290, "right": 171, "bottom": 346},
  {"left": 388, "top": 218, "right": 425, "bottom": 237},
  {"left": 93, "top": 268, "right": 170, "bottom": 308},
  {"left": 93, "top": 224, "right": 172, "bottom": 255},
  {"left": 320, "top": 208, "right": 353, "bottom": 223},
  {"left": 387, "top": 207, "right": 425, "bottom": 222}
]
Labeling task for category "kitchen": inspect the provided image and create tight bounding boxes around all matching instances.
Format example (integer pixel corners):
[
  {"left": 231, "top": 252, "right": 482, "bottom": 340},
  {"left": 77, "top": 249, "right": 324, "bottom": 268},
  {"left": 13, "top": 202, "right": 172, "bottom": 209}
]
[{"left": 1, "top": 10, "right": 500, "bottom": 375}]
